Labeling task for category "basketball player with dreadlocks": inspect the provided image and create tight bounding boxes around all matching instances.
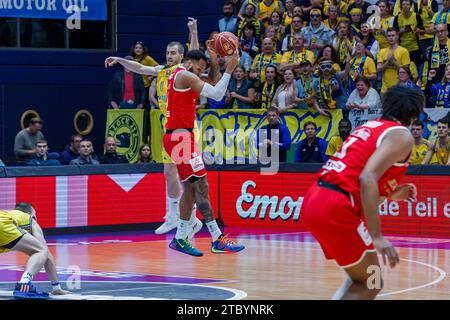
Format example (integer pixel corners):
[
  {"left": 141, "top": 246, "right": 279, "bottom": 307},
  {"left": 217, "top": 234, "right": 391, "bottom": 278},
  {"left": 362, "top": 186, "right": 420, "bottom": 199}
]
[{"left": 301, "top": 85, "right": 425, "bottom": 299}]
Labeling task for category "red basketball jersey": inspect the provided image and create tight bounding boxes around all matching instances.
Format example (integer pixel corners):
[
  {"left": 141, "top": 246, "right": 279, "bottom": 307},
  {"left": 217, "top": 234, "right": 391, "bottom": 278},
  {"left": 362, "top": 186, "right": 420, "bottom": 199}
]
[
  {"left": 319, "top": 119, "right": 411, "bottom": 207},
  {"left": 165, "top": 66, "right": 199, "bottom": 130}
]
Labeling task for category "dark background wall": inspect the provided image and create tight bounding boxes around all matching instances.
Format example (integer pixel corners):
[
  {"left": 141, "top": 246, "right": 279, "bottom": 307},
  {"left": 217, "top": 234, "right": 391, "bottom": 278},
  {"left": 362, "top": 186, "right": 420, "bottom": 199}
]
[{"left": 0, "top": 0, "right": 221, "bottom": 162}]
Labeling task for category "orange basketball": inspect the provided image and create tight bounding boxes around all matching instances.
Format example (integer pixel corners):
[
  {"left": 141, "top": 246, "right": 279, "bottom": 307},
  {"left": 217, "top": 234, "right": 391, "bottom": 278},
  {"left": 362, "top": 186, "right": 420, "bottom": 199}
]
[{"left": 214, "top": 32, "right": 239, "bottom": 56}]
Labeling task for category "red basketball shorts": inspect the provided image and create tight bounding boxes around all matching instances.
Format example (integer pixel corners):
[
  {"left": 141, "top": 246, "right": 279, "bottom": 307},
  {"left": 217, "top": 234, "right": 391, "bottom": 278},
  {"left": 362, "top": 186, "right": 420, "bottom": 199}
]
[
  {"left": 163, "top": 131, "right": 207, "bottom": 182},
  {"left": 301, "top": 181, "right": 376, "bottom": 268}
]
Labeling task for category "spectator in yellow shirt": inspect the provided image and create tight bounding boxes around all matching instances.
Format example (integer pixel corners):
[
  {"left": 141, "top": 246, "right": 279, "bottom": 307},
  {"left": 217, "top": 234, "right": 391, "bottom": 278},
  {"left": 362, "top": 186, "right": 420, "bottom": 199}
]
[
  {"left": 250, "top": 37, "right": 283, "bottom": 85},
  {"left": 237, "top": 2, "right": 263, "bottom": 39},
  {"left": 410, "top": 120, "right": 430, "bottom": 165},
  {"left": 280, "top": 33, "right": 315, "bottom": 73},
  {"left": 377, "top": 28, "right": 411, "bottom": 93},
  {"left": 417, "top": 0, "right": 438, "bottom": 55},
  {"left": 323, "top": 5, "right": 339, "bottom": 32},
  {"left": 283, "top": 0, "right": 296, "bottom": 27},
  {"left": 325, "top": 118, "right": 352, "bottom": 157},
  {"left": 259, "top": 0, "right": 284, "bottom": 29},
  {"left": 393, "top": 0, "right": 425, "bottom": 67},
  {"left": 373, "top": 0, "right": 394, "bottom": 50},
  {"left": 130, "top": 41, "right": 158, "bottom": 89},
  {"left": 422, "top": 119, "right": 450, "bottom": 165},
  {"left": 333, "top": 20, "right": 355, "bottom": 69}
]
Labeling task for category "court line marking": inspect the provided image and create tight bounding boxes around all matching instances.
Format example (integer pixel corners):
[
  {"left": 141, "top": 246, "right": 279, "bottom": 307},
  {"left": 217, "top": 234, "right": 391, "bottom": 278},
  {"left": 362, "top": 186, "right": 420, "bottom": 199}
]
[
  {"left": 378, "top": 258, "right": 447, "bottom": 297},
  {"left": 0, "top": 263, "right": 240, "bottom": 285},
  {"left": 0, "top": 281, "right": 247, "bottom": 300},
  {"left": 46, "top": 232, "right": 450, "bottom": 251},
  {"left": 79, "top": 281, "right": 247, "bottom": 300},
  {"left": 235, "top": 231, "right": 310, "bottom": 238},
  {"left": 45, "top": 231, "right": 311, "bottom": 247},
  {"left": 0, "top": 265, "right": 21, "bottom": 270}
]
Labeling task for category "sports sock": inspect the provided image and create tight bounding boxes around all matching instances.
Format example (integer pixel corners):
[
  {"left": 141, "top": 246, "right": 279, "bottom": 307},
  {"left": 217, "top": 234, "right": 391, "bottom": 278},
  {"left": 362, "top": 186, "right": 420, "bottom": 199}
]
[
  {"left": 175, "top": 218, "right": 190, "bottom": 240},
  {"left": 19, "top": 271, "right": 33, "bottom": 284},
  {"left": 206, "top": 220, "right": 222, "bottom": 242},
  {"left": 167, "top": 197, "right": 180, "bottom": 222},
  {"left": 189, "top": 204, "right": 198, "bottom": 224}
]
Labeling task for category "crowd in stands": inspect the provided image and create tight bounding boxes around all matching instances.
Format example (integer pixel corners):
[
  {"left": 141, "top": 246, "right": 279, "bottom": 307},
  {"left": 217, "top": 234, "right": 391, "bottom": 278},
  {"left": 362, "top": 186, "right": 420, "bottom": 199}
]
[
  {"left": 4, "top": 0, "right": 450, "bottom": 167},
  {"left": 6, "top": 115, "right": 158, "bottom": 167},
  {"left": 207, "top": 0, "right": 450, "bottom": 112},
  {"left": 214, "top": 0, "right": 450, "bottom": 165}
]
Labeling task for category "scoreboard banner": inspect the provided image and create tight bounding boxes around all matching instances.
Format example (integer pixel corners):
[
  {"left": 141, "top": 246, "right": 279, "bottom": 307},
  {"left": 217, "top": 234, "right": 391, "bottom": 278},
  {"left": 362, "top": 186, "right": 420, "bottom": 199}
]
[{"left": 0, "top": 0, "right": 107, "bottom": 21}]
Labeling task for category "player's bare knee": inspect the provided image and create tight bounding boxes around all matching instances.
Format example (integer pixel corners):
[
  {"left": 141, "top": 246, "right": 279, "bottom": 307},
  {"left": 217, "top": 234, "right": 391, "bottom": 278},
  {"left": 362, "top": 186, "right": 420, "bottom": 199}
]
[
  {"left": 35, "top": 242, "right": 48, "bottom": 255},
  {"left": 24, "top": 241, "right": 47, "bottom": 256},
  {"left": 163, "top": 163, "right": 177, "bottom": 178}
]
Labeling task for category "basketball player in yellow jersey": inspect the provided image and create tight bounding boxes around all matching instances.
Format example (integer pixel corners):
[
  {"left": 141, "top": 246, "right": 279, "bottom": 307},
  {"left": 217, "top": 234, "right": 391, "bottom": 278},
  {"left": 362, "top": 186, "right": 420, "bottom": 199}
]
[
  {"left": 409, "top": 120, "right": 429, "bottom": 165},
  {"left": 105, "top": 18, "right": 221, "bottom": 237},
  {"left": 422, "top": 119, "right": 450, "bottom": 165},
  {"left": 1, "top": 203, "right": 71, "bottom": 299}
]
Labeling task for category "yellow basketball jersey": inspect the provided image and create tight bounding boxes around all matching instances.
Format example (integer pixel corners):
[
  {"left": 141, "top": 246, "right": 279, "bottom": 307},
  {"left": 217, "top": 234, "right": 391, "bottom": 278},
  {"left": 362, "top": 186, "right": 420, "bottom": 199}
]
[
  {"left": 433, "top": 139, "right": 450, "bottom": 165},
  {"left": 156, "top": 64, "right": 181, "bottom": 118},
  {"left": 410, "top": 141, "right": 429, "bottom": 165},
  {"left": 325, "top": 135, "right": 343, "bottom": 157},
  {"left": 0, "top": 210, "right": 32, "bottom": 251},
  {"left": 0, "top": 210, "right": 32, "bottom": 233}
]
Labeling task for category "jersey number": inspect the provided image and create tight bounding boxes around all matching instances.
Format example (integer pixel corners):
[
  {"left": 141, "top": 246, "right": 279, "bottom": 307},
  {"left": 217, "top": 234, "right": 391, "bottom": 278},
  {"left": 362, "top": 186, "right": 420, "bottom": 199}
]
[{"left": 334, "top": 137, "right": 358, "bottom": 159}]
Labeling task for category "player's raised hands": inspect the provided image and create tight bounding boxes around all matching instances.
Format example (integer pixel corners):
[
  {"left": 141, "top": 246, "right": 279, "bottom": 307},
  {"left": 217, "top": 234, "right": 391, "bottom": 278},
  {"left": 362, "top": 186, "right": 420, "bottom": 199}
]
[
  {"left": 104, "top": 56, "right": 121, "bottom": 68},
  {"left": 206, "top": 39, "right": 218, "bottom": 63},
  {"left": 224, "top": 50, "right": 240, "bottom": 73},
  {"left": 187, "top": 17, "right": 198, "bottom": 33}
]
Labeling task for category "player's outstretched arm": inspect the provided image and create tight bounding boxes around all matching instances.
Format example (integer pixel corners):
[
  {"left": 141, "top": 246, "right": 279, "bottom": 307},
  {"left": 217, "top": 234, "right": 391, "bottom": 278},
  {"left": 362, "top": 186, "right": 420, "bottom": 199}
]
[
  {"left": 31, "top": 220, "right": 72, "bottom": 295},
  {"left": 104, "top": 57, "right": 163, "bottom": 76},
  {"left": 359, "top": 128, "right": 413, "bottom": 268}
]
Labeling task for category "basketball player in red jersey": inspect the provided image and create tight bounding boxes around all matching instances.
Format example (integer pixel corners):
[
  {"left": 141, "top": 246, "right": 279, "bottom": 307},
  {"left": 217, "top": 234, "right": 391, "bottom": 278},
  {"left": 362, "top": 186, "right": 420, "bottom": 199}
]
[
  {"left": 301, "top": 85, "right": 425, "bottom": 299},
  {"left": 105, "top": 18, "right": 210, "bottom": 240},
  {"left": 164, "top": 49, "right": 245, "bottom": 257}
]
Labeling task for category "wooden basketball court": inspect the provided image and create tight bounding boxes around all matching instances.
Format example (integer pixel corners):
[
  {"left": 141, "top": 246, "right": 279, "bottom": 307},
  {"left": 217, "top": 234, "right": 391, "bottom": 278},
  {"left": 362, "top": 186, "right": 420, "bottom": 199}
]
[{"left": 0, "top": 228, "right": 449, "bottom": 299}]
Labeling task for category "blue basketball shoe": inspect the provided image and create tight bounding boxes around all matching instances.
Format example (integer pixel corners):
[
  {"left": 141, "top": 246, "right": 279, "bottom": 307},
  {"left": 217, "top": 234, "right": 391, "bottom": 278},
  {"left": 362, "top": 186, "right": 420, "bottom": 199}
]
[
  {"left": 169, "top": 238, "right": 203, "bottom": 257},
  {"left": 13, "top": 282, "right": 50, "bottom": 299},
  {"left": 211, "top": 234, "right": 245, "bottom": 253}
]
